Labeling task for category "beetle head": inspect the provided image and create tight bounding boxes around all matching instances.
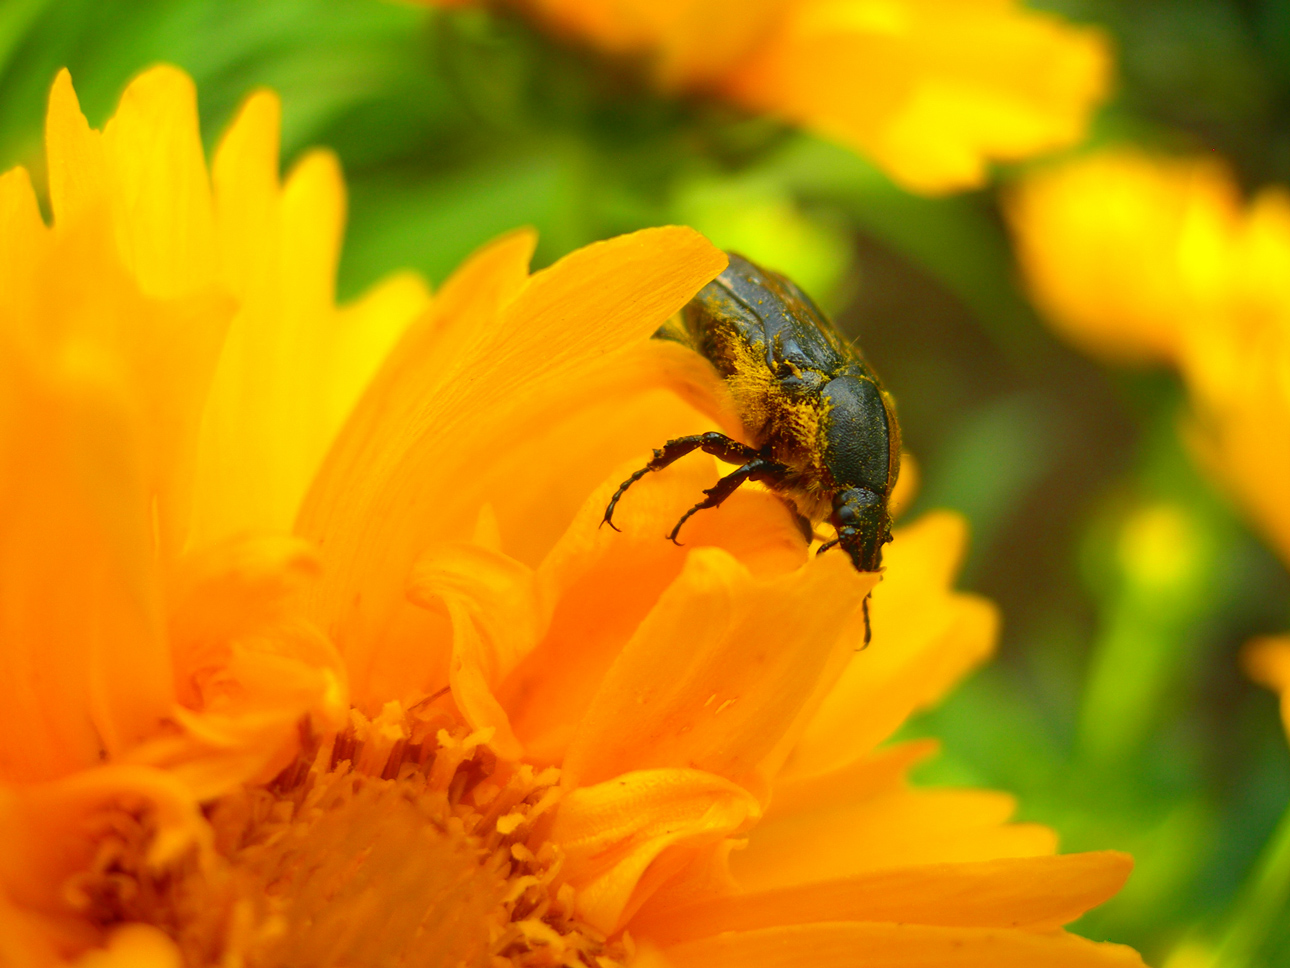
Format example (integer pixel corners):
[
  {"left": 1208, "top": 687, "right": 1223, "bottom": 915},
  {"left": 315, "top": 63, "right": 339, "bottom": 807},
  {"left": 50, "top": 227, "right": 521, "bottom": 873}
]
[{"left": 825, "top": 487, "right": 891, "bottom": 572}]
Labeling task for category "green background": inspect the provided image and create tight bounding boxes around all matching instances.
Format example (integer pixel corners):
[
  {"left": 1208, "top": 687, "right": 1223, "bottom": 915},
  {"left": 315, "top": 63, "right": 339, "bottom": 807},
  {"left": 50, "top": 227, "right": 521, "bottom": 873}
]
[{"left": 4, "top": 1, "right": 1290, "bottom": 963}]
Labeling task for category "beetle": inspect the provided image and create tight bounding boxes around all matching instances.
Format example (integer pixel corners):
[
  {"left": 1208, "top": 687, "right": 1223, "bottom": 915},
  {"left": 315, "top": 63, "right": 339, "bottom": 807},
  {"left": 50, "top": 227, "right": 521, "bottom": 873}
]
[{"left": 601, "top": 252, "right": 901, "bottom": 643}]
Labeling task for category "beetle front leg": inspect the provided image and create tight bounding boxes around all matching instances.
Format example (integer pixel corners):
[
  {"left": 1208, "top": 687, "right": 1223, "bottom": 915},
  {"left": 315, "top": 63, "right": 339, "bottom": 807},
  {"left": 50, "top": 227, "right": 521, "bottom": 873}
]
[
  {"left": 667, "top": 457, "right": 790, "bottom": 544},
  {"left": 601, "top": 432, "right": 760, "bottom": 531}
]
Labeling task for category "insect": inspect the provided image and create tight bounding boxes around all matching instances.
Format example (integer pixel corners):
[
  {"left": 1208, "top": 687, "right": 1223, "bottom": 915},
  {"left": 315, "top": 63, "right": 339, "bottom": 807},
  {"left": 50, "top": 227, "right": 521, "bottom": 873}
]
[{"left": 601, "top": 252, "right": 901, "bottom": 642}]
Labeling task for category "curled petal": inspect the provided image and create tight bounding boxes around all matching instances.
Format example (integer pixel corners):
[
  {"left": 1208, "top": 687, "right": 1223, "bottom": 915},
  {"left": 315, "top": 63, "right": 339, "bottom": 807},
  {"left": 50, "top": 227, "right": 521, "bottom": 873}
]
[
  {"left": 126, "top": 619, "right": 348, "bottom": 801},
  {"left": 551, "top": 768, "right": 761, "bottom": 932},
  {"left": 408, "top": 540, "right": 552, "bottom": 757}
]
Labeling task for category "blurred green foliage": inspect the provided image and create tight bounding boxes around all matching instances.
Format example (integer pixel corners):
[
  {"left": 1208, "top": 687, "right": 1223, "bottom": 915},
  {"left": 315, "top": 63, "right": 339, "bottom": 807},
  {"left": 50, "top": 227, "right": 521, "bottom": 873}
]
[{"left": 4, "top": 1, "right": 1290, "bottom": 964}]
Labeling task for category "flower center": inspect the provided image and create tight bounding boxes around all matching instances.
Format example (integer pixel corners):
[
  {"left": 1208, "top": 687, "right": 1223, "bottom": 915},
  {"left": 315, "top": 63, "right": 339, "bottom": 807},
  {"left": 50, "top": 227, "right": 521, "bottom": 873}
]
[{"left": 65, "top": 709, "right": 625, "bottom": 968}]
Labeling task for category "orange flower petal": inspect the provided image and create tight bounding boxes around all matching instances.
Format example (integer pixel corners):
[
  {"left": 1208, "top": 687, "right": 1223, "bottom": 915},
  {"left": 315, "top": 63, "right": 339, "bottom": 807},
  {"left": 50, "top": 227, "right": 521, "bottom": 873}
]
[
  {"left": 329, "top": 271, "right": 432, "bottom": 439},
  {"left": 44, "top": 69, "right": 107, "bottom": 231},
  {"left": 551, "top": 767, "right": 761, "bottom": 932},
  {"left": 0, "top": 890, "right": 63, "bottom": 968},
  {"left": 100, "top": 66, "right": 216, "bottom": 300},
  {"left": 660, "top": 920, "right": 1145, "bottom": 968},
  {"left": 297, "top": 230, "right": 537, "bottom": 708},
  {"left": 42, "top": 68, "right": 235, "bottom": 564},
  {"left": 0, "top": 166, "right": 51, "bottom": 317},
  {"left": 634, "top": 852, "right": 1133, "bottom": 944},
  {"left": 562, "top": 547, "right": 875, "bottom": 800},
  {"left": 786, "top": 511, "right": 998, "bottom": 777},
  {"left": 732, "top": 785, "right": 1056, "bottom": 892},
  {"left": 766, "top": 739, "right": 938, "bottom": 818},
  {"left": 211, "top": 90, "right": 280, "bottom": 302},
  {"left": 1183, "top": 334, "right": 1290, "bottom": 491},
  {"left": 191, "top": 89, "right": 291, "bottom": 545},
  {"left": 0, "top": 227, "right": 178, "bottom": 780},
  {"left": 195, "top": 89, "right": 427, "bottom": 549}
]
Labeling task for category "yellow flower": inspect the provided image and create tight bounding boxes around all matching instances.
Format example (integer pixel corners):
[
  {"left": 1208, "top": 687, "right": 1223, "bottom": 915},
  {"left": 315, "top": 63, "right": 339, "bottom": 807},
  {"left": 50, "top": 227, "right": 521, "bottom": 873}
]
[
  {"left": 420, "top": 0, "right": 1111, "bottom": 195},
  {"left": 1245, "top": 637, "right": 1290, "bottom": 742},
  {"left": 1008, "top": 149, "right": 1290, "bottom": 568},
  {"left": 0, "top": 67, "right": 1143, "bottom": 967}
]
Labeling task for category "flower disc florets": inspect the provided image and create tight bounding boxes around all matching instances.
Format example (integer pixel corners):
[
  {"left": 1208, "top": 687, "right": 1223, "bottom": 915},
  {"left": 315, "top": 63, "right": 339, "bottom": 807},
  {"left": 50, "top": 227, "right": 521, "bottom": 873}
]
[{"left": 68, "top": 709, "right": 623, "bottom": 968}]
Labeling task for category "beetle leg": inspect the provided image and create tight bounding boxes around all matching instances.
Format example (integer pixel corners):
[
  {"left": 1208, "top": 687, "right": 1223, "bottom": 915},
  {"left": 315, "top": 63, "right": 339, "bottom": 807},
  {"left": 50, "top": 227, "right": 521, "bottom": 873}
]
[
  {"left": 600, "top": 465, "right": 654, "bottom": 533},
  {"left": 666, "top": 457, "right": 790, "bottom": 545},
  {"left": 601, "top": 432, "right": 761, "bottom": 531}
]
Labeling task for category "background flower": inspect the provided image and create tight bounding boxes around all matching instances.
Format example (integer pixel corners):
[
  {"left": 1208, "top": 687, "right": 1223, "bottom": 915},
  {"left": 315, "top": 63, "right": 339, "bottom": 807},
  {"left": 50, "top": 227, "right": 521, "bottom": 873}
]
[
  {"left": 1008, "top": 144, "right": 1290, "bottom": 968},
  {"left": 1008, "top": 149, "right": 1290, "bottom": 570},
  {"left": 414, "top": 0, "right": 1111, "bottom": 194}
]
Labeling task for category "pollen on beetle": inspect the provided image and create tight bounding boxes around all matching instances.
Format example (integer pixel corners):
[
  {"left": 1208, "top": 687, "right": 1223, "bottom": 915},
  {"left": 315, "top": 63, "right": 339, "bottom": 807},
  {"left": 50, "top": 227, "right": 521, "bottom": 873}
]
[{"left": 64, "top": 704, "right": 625, "bottom": 968}]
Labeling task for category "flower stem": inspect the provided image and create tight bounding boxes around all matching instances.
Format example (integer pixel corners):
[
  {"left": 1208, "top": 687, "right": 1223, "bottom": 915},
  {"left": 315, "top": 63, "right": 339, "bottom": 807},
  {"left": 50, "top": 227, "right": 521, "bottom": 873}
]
[{"left": 1213, "top": 799, "right": 1290, "bottom": 967}]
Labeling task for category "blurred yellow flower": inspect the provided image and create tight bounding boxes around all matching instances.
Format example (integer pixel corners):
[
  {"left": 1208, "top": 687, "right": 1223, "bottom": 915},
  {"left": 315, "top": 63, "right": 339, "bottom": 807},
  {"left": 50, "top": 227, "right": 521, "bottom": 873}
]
[
  {"left": 421, "top": 0, "right": 1111, "bottom": 195},
  {"left": 1245, "top": 637, "right": 1290, "bottom": 741},
  {"left": 1009, "top": 149, "right": 1290, "bottom": 568},
  {"left": 0, "top": 67, "right": 1143, "bottom": 967}
]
